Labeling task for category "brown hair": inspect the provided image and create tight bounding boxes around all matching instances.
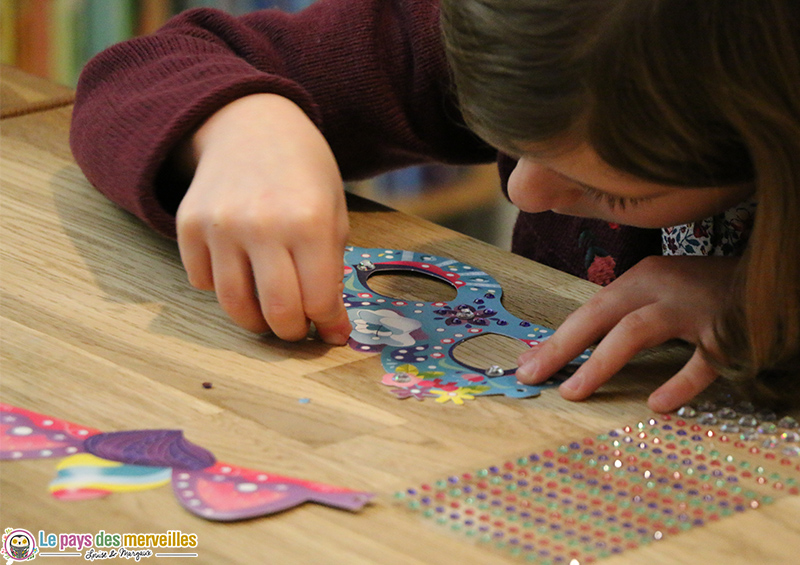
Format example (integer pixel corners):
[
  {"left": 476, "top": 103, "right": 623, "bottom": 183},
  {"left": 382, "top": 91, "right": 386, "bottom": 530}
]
[{"left": 441, "top": 0, "right": 800, "bottom": 404}]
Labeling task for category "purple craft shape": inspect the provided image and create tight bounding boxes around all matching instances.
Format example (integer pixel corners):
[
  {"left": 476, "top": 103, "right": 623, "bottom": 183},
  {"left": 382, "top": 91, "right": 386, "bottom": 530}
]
[
  {"left": 84, "top": 430, "right": 216, "bottom": 470},
  {"left": 172, "top": 462, "right": 374, "bottom": 521},
  {"left": 0, "top": 403, "right": 100, "bottom": 460}
]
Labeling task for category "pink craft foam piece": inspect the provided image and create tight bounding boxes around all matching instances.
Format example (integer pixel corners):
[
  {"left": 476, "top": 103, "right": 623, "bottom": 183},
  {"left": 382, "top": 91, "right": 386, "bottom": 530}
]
[
  {"left": 51, "top": 487, "right": 113, "bottom": 501},
  {"left": 0, "top": 403, "right": 101, "bottom": 460},
  {"left": 172, "top": 462, "right": 374, "bottom": 521}
]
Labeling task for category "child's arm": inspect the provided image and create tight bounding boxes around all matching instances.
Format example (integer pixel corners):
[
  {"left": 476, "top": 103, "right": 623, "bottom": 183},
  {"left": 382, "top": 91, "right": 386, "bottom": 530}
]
[
  {"left": 516, "top": 256, "right": 738, "bottom": 411},
  {"left": 70, "top": 1, "right": 495, "bottom": 340},
  {"left": 71, "top": 1, "right": 494, "bottom": 237}
]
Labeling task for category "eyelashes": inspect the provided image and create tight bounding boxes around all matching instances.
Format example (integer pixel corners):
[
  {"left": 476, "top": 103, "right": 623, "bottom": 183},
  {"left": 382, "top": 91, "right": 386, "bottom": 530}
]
[
  {"left": 545, "top": 167, "right": 654, "bottom": 212},
  {"left": 580, "top": 185, "right": 649, "bottom": 211}
]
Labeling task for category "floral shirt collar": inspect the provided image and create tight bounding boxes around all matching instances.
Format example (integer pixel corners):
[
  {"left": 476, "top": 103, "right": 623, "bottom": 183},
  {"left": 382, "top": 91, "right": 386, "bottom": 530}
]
[{"left": 661, "top": 198, "right": 757, "bottom": 257}]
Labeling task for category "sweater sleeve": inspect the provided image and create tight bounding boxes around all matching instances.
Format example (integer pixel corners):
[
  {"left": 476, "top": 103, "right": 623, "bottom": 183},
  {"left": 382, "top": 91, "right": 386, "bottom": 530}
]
[{"left": 69, "top": 0, "right": 496, "bottom": 238}]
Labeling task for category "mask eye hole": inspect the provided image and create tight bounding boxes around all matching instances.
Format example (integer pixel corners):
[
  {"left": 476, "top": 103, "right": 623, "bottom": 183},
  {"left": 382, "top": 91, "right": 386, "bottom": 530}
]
[
  {"left": 451, "top": 333, "right": 531, "bottom": 375},
  {"left": 364, "top": 271, "right": 458, "bottom": 302}
]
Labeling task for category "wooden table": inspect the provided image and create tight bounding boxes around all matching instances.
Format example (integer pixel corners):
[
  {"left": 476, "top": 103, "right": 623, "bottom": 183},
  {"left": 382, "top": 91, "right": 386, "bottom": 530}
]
[
  {"left": 0, "top": 65, "right": 75, "bottom": 119},
  {"left": 2, "top": 70, "right": 798, "bottom": 564}
]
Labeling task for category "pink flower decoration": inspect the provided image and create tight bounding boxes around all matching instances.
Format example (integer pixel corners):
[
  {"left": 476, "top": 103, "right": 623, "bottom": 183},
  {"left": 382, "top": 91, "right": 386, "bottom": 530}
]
[
  {"left": 463, "top": 374, "right": 487, "bottom": 383},
  {"left": 587, "top": 255, "right": 617, "bottom": 286}
]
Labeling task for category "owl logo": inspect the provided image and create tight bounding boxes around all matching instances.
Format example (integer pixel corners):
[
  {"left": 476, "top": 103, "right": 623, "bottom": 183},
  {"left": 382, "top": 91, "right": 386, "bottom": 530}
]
[{"left": 1, "top": 528, "right": 37, "bottom": 562}]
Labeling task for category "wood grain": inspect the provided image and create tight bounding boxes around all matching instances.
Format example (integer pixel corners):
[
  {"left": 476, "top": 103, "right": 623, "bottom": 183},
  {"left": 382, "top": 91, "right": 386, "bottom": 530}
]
[{"left": 1, "top": 65, "right": 75, "bottom": 118}]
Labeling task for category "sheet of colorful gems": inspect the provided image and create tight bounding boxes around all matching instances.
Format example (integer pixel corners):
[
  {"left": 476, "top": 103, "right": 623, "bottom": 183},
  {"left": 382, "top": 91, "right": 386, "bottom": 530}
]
[{"left": 396, "top": 415, "right": 799, "bottom": 564}]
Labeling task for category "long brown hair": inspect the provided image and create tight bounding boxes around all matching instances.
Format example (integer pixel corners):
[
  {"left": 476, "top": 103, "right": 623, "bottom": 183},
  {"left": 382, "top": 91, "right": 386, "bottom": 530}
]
[{"left": 440, "top": 0, "right": 800, "bottom": 404}]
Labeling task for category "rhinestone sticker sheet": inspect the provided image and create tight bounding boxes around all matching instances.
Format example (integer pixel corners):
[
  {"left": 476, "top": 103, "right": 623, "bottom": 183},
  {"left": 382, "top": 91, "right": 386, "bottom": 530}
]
[{"left": 396, "top": 412, "right": 800, "bottom": 564}]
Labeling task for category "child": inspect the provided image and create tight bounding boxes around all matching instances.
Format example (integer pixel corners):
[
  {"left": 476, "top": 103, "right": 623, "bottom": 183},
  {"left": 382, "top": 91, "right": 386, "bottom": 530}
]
[{"left": 70, "top": 0, "right": 799, "bottom": 412}]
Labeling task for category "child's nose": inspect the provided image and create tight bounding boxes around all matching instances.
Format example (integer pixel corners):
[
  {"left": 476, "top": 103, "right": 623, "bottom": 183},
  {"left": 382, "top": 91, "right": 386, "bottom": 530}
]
[{"left": 507, "top": 158, "right": 581, "bottom": 213}]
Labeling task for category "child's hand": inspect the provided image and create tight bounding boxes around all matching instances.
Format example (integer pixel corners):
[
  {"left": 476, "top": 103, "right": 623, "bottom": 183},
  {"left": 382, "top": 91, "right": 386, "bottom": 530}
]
[
  {"left": 174, "top": 94, "right": 352, "bottom": 345},
  {"left": 516, "top": 256, "right": 738, "bottom": 411}
]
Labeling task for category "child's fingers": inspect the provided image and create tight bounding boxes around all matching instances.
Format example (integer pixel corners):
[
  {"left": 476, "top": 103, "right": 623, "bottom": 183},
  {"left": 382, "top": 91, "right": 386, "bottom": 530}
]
[
  {"left": 250, "top": 247, "right": 309, "bottom": 341},
  {"left": 210, "top": 246, "right": 270, "bottom": 334},
  {"left": 177, "top": 222, "right": 215, "bottom": 291},
  {"left": 516, "top": 286, "right": 650, "bottom": 384},
  {"left": 647, "top": 350, "right": 719, "bottom": 413},
  {"left": 558, "top": 304, "right": 680, "bottom": 400},
  {"left": 515, "top": 304, "right": 613, "bottom": 383},
  {"left": 311, "top": 283, "right": 352, "bottom": 346},
  {"left": 294, "top": 242, "right": 352, "bottom": 346}
]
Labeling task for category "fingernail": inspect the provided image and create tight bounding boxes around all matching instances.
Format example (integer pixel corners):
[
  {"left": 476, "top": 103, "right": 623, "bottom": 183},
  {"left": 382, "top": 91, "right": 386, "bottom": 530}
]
[
  {"left": 517, "top": 344, "right": 540, "bottom": 366},
  {"left": 648, "top": 389, "right": 673, "bottom": 413},
  {"left": 326, "top": 330, "right": 351, "bottom": 346},
  {"left": 336, "top": 323, "right": 354, "bottom": 344},
  {"left": 516, "top": 360, "right": 538, "bottom": 382},
  {"left": 321, "top": 317, "right": 352, "bottom": 345},
  {"left": 560, "top": 375, "right": 582, "bottom": 393}
]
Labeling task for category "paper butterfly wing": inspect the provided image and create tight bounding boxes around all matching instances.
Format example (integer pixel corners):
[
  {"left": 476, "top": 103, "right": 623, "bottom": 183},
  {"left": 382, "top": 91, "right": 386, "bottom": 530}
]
[
  {"left": 173, "top": 462, "right": 373, "bottom": 521},
  {"left": 0, "top": 403, "right": 100, "bottom": 460}
]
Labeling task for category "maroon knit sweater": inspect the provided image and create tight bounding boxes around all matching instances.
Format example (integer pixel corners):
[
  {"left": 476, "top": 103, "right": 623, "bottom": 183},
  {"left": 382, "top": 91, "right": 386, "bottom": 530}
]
[{"left": 70, "top": 0, "right": 659, "bottom": 282}]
